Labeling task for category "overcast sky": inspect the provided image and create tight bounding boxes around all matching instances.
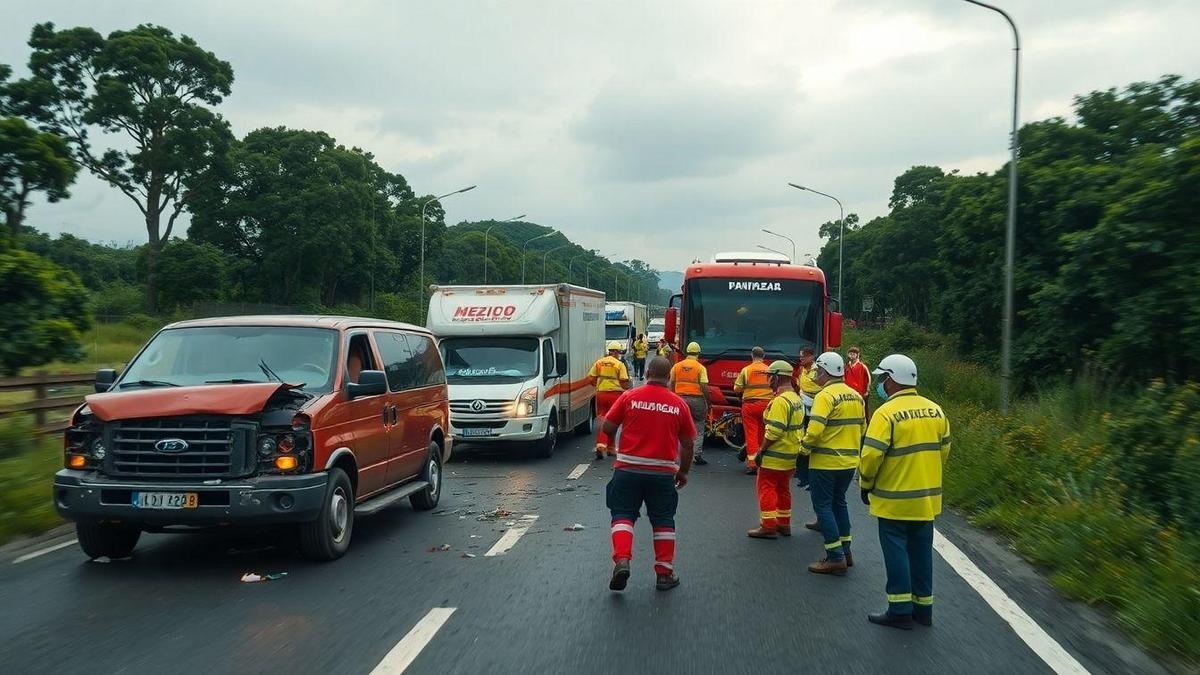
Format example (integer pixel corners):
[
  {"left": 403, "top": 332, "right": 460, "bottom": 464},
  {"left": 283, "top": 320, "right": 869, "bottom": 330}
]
[{"left": 4, "top": 0, "right": 1198, "bottom": 272}]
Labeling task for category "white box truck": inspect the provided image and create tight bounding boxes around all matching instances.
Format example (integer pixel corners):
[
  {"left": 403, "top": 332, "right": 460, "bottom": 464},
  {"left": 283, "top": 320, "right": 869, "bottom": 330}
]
[
  {"left": 604, "top": 302, "right": 649, "bottom": 358},
  {"left": 427, "top": 284, "right": 606, "bottom": 457}
]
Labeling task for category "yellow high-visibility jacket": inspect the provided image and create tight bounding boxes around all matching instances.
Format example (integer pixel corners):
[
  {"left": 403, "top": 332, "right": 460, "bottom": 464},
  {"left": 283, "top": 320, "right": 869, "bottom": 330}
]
[
  {"left": 632, "top": 339, "right": 649, "bottom": 359},
  {"left": 760, "top": 391, "right": 806, "bottom": 471},
  {"left": 734, "top": 361, "right": 773, "bottom": 401},
  {"left": 589, "top": 356, "right": 629, "bottom": 392},
  {"left": 802, "top": 380, "right": 865, "bottom": 471},
  {"left": 859, "top": 389, "right": 951, "bottom": 521},
  {"left": 797, "top": 365, "right": 822, "bottom": 399}
]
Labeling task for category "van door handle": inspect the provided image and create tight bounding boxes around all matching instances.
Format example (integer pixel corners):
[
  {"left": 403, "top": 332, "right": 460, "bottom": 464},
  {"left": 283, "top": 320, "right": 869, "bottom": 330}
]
[
  {"left": 390, "top": 405, "right": 398, "bottom": 425},
  {"left": 381, "top": 407, "right": 390, "bottom": 427}
]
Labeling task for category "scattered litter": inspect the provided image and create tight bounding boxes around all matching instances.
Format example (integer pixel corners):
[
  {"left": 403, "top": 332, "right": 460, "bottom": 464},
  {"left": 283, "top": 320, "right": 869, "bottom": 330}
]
[
  {"left": 91, "top": 556, "right": 112, "bottom": 564},
  {"left": 564, "top": 523, "right": 586, "bottom": 531},
  {"left": 469, "top": 534, "right": 480, "bottom": 538},
  {"left": 241, "top": 572, "right": 287, "bottom": 583},
  {"left": 459, "top": 516, "right": 467, "bottom": 520},
  {"left": 477, "top": 507, "right": 514, "bottom": 521},
  {"left": 462, "top": 553, "right": 477, "bottom": 559},
  {"left": 504, "top": 521, "right": 516, "bottom": 527},
  {"left": 428, "top": 544, "right": 452, "bottom": 552}
]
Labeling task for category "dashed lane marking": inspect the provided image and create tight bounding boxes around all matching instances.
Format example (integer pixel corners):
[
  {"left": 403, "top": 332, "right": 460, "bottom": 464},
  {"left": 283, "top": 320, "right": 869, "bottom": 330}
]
[
  {"left": 934, "top": 529, "right": 1090, "bottom": 675},
  {"left": 566, "top": 463, "right": 589, "bottom": 480},
  {"left": 370, "top": 607, "right": 456, "bottom": 674},
  {"left": 484, "top": 514, "right": 539, "bottom": 557},
  {"left": 12, "top": 539, "right": 77, "bottom": 564}
]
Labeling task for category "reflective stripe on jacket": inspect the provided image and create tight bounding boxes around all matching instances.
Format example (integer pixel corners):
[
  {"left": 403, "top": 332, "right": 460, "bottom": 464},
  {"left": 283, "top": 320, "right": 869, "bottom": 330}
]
[
  {"left": 802, "top": 380, "right": 865, "bottom": 471},
  {"left": 858, "top": 389, "right": 951, "bottom": 521},
  {"left": 589, "top": 356, "right": 629, "bottom": 392},
  {"left": 797, "top": 365, "right": 822, "bottom": 397},
  {"left": 734, "top": 361, "right": 773, "bottom": 401},
  {"left": 670, "top": 358, "right": 708, "bottom": 397},
  {"left": 761, "top": 391, "right": 805, "bottom": 471},
  {"left": 632, "top": 340, "right": 649, "bottom": 358}
]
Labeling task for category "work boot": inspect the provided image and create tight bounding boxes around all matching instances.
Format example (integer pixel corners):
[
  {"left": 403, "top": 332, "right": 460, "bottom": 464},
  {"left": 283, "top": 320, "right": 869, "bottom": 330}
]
[
  {"left": 609, "top": 559, "right": 630, "bottom": 591},
  {"left": 867, "top": 612, "right": 913, "bottom": 630},
  {"left": 744, "top": 467, "right": 757, "bottom": 475},
  {"left": 747, "top": 526, "right": 778, "bottom": 539},
  {"left": 803, "top": 520, "right": 820, "bottom": 531},
  {"left": 656, "top": 572, "right": 680, "bottom": 591},
  {"left": 844, "top": 551, "right": 854, "bottom": 568},
  {"left": 808, "top": 556, "right": 848, "bottom": 575},
  {"left": 914, "top": 608, "right": 932, "bottom": 627},
  {"left": 776, "top": 525, "right": 792, "bottom": 537},
  {"left": 694, "top": 455, "right": 708, "bottom": 466}
]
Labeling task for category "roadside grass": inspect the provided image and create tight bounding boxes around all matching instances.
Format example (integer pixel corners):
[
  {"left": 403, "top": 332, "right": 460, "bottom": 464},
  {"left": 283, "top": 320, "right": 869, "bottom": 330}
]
[
  {"left": 0, "top": 419, "right": 63, "bottom": 546},
  {"left": 21, "top": 320, "right": 157, "bottom": 376},
  {"left": 849, "top": 322, "right": 1200, "bottom": 664}
]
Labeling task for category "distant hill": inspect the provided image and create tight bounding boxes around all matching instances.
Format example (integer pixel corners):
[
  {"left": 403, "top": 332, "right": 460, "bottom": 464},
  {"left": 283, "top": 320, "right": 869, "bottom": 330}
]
[{"left": 658, "top": 270, "right": 683, "bottom": 293}]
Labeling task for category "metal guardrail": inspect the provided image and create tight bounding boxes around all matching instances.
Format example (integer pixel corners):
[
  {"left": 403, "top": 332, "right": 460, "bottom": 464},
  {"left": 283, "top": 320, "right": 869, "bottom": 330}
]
[{"left": 0, "top": 371, "right": 93, "bottom": 434}]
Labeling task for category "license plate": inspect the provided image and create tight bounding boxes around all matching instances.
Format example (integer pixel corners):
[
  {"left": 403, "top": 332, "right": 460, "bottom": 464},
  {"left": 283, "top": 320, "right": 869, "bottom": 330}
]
[
  {"left": 132, "top": 492, "right": 198, "bottom": 509},
  {"left": 461, "top": 428, "right": 493, "bottom": 437}
]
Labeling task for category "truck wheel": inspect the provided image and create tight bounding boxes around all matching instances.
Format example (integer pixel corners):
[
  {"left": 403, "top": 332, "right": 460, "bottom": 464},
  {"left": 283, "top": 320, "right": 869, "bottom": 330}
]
[
  {"left": 574, "top": 402, "right": 596, "bottom": 435},
  {"left": 299, "top": 467, "right": 353, "bottom": 561},
  {"left": 535, "top": 414, "right": 558, "bottom": 459},
  {"left": 410, "top": 443, "right": 443, "bottom": 511},
  {"left": 76, "top": 521, "right": 141, "bottom": 560}
]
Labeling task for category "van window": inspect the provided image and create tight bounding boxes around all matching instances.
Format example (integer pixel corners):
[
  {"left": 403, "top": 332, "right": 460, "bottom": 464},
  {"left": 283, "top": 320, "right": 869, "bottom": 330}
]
[
  {"left": 542, "top": 339, "right": 554, "bottom": 376},
  {"left": 374, "top": 331, "right": 413, "bottom": 391},
  {"left": 407, "top": 334, "right": 446, "bottom": 387},
  {"left": 375, "top": 332, "right": 445, "bottom": 390},
  {"left": 346, "top": 333, "right": 378, "bottom": 386}
]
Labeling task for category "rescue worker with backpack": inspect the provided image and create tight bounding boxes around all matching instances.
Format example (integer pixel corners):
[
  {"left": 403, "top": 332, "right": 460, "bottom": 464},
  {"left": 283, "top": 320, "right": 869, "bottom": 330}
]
[
  {"left": 668, "top": 342, "right": 711, "bottom": 466},
  {"left": 859, "top": 354, "right": 951, "bottom": 630},
  {"left": 747, "top": 361, "right": 805, "bottom": 539},
  {"left": 588, "top": 341, "right": 632, "bottom": 460},
  {"left": 800, "top": 352, "right": 866, "bottom": 575},
  {"left": 733, "top": 346, "right": 772, "bottom": 474}
]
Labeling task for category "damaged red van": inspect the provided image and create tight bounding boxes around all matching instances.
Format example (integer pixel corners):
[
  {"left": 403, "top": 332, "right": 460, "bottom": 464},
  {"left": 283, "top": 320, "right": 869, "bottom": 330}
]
[{"left": 53, "top": 316, "right": 451, "bottom": 561}]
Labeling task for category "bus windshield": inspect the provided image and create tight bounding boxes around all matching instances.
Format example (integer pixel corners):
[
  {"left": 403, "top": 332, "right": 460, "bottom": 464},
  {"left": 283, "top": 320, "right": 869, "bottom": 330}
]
[{"left": 683, "top": 278, "right": 823, "bottom": 357}]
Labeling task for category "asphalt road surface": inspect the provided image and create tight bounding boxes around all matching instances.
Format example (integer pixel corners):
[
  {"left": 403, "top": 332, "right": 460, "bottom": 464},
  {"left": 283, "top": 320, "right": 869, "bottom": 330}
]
[{"left": 0, "top": 430, "right": 1168, "bottom": 674}]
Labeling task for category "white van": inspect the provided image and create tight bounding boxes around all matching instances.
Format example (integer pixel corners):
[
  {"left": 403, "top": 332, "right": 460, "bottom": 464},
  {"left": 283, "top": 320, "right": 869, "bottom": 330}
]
[
  {"left": 427, "top": 284, "right": 605, "bottom": 457},
  {"left": 646, "top": 316, "right": 666, "bottom": 344},
  {"left": 604, "top": 302, "right": 648, "bottom": 359}
]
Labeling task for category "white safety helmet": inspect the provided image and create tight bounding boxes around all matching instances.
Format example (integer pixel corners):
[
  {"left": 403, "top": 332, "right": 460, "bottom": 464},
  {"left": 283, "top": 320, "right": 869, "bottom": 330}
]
[
  {"left": 814, "top": 352, "right": 845, "bottom": 377},
  {"left": 873, "top": 354, "right": 918, "bottom": 386}
]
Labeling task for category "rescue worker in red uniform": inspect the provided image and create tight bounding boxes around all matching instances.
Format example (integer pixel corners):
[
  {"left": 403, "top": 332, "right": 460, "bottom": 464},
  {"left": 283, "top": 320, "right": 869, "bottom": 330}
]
[
  {"left": 844, "top": 346, "right": 871, "bottom": 417},
  {"left": 733, "top": 346, "right": 772, "bottom": 475},
  {"left": 588, "top": 341, "right": 632, "bottom": 460},
  {"left": 601, "top": 357, "right": 697, "bottom": 592},
  {"left": 747, "top": 361, "right": 806, "bottom": 539}
]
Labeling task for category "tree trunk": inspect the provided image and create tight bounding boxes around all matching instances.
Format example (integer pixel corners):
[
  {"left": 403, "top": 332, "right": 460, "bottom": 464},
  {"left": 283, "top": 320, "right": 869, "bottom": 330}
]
[{"left": 144, "top": 208, "right": 161, "bottom": 315}]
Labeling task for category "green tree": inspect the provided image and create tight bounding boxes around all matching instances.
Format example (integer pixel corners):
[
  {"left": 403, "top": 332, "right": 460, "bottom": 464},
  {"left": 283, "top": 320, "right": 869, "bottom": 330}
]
[
  {"left": 0, "top": 117, "right": 77, "bottom": 243},
  {"left": 145, "top": 238, "right": 227, "bottom": 311},
  {"left": 6, "top": 23, "right": 234, "bottom": 311},
  {"left": 0, "top": 246, "right": 91, "bottom": 375}
]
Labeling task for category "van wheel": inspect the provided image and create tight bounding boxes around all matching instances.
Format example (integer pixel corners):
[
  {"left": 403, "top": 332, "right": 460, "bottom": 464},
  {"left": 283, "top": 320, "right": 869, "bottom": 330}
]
[
  {"left": 410, "top": 443, "right": 443, "bottom": 511},
  {"left": 574, "top": 402, "right": 596, "bottom": 435},
  {"left": 76, "top": 522, "right": 141, "bottom": 560},
  {"left": 535, "top": 414, "right": 558, "bottom": 459},
  {"left": 299, "top": 467, "right": 353, "bottom": 561}
]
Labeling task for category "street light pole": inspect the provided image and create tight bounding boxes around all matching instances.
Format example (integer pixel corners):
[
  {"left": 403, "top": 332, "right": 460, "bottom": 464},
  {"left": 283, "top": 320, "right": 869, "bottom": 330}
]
[
  {"left": 419, "top": 185, "right": 476, "bottom": 323},
  {"left": 586, "top": 257, "right": 609, "bottom": 288},
  {"left": 484, "top": 214, "right": 525, "bottom": 284},
  {"left": 521, "top": 231, "right": 557, "bottom": 284},
  {"left": 761, "top": 228, "right": 796, "bottom": 262},
  {"left": 963, "top": 0, "right": 1020, "bottom": 415},
  {"left": 788, "top": 183, "right": 844, "bottom": 305},
  {"left": 758, "top": 244, "right": 789, "bottom": 258},
  {"left": 542, "top": 242, "right": 570, "bottom": 283}
]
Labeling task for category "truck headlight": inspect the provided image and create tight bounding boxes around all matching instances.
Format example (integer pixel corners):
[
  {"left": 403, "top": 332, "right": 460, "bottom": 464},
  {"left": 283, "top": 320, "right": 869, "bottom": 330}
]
[{"left": 514, "top": 387, "right": 538, "bottom": 417}]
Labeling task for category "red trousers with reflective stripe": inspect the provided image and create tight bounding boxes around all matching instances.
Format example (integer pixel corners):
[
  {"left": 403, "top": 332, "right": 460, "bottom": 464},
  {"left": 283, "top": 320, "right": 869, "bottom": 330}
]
[
  {"left": 595, "top": 391, "right": 622, "bottom": 449},
  {"left": 741, "top": 399, "right": 769, "bottom": 467},
  {"left": 756, "top": 467, "right": 794, "bottom": 530},
  {"left": 611, "top": 520, "right": 675, "bottom": 575}
]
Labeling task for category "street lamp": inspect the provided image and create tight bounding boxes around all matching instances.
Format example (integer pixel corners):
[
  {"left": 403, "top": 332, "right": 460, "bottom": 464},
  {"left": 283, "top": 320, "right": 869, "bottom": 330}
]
[
  {"left": 569, "top": 253, "right": 589, "bottom": 285},
  {"left": 586, "top": 256, "right": 610, "bottom": 288},
  {"left": 758, "top": 244, "right": 789, "bottom": 258},
  {"left": 761, "top": 228, "right": 796, "bottom": 262},
  {"left": 963, "top": 0, "right": 1020, "bottom": 415},
  {"left": 419, "top": 185, "right": 476, "bottom": 322},
  {"left": 521, "top": 231, "right": 557, "bottom": 284},
  {"left": 542, "top": 242, "right": 571, "bottom": 283},
  {"left": 484, "top": 214, "right": 525, "bottom": 284},
  {"left": 788, "top": 183, "right": 844, "bottom": 306}
]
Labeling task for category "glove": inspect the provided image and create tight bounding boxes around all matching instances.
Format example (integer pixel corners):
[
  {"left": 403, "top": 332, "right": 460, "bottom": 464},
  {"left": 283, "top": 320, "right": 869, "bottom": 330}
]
[{"left": 860, "top": 489, "right": 871, "bottom": 505}]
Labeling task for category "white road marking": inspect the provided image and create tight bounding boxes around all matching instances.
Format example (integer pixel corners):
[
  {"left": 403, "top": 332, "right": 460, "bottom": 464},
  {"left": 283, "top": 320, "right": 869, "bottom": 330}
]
[
  {"left": 934, "top": 529, "right": 1090, "bottom": 675},
  {"left": 12, "top": 539, "right": 77, "bottom": 564},
  {"left": 566, "top": 463, "right": 589, "bottom": 480},
  {"left": 370, "top": 607, "right": 456, "bottom": 674},
  {"left": 484, "top": 514, "right": 539, "bottom": 557}
]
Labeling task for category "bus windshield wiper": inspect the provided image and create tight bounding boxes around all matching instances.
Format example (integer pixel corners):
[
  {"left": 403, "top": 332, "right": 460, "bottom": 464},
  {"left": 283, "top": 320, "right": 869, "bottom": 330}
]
[{"left": 119, "top": 379, "right": 179, "bottom": 389}]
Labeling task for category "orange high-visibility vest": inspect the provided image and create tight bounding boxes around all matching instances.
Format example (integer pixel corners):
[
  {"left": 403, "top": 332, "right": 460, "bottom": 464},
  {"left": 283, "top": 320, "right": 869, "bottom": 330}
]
[
  {"left": 735, "top": 361, "right": 773, "bottom": 401},
  {"left": 671, "top": 358, "right": 708, "bottom": 397}
]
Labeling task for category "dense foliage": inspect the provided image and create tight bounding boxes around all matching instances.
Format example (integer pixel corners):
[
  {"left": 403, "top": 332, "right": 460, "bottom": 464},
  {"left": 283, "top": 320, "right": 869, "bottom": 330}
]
[
  {"left": 819, "top": 75, "right": 1200, "bottom": 383},
  {"left": 0, "top": 246, "right": 91, "bottom": 375}
]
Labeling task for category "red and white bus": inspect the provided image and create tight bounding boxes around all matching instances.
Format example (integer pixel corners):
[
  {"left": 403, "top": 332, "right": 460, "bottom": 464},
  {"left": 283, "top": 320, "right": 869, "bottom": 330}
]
[{"left": 663, "top": 251, "right": 842, "bottom": 441}]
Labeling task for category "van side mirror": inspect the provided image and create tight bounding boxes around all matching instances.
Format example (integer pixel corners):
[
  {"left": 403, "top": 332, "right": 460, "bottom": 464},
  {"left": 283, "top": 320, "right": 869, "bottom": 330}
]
[
  {"left": 828, "top": 312, "right": 843, "bottom": 349},
  {"left": 664, "top": 306, "right": 678, "bottom": 344},
  {"left": 348, "top": 370, "right": 387, "bottom": 399},
  {"left": 555, "top": 353, "right": 568, "bottom": 377},
  {"left": 95, "top": 368, "right": 118, "bottom": 393}
]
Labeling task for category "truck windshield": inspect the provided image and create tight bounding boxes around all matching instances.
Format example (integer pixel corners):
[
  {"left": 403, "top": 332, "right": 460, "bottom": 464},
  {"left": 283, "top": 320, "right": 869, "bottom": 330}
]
[
  {"left": 683, "top": 278, "right": 823, "bottom": 356},
  {"left": 605, "top": 325, "right": 629, "bottom": 340},
  {"left": 119, "top": 326, "right": 339, "bottom": 393},
  {"left": 648, "top": 319, "right": 664, "bottom": 331},
  {"left": 440, "top": 337, "right": 539, "bottom": 381}
]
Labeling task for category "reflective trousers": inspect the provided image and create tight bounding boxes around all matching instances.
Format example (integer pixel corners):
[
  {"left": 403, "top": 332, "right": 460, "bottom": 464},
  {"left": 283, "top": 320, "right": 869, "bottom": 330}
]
[
  {"left": 595, "top": 391, "right": 622, "bottom": 449},
  {"left": 607, "top": 469, "right": 678, "bottom": 575},
  {"left": 878, "top": 518, "right": 935, "bottom": 619},
  {"left": 756, "top": 467, "right": 794, "bottom": 531},
  {"left": 809, "top": 468, "right": 855, "bottom": 561},
  {"left": 740, "top": 399, "right": 769, "bottom": 468}
]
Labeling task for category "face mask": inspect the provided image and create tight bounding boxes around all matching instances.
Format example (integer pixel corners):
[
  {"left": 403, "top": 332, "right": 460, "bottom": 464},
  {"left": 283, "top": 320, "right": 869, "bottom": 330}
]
[{"left": 876, "top": 381, "right": 888, "bottom": 400}]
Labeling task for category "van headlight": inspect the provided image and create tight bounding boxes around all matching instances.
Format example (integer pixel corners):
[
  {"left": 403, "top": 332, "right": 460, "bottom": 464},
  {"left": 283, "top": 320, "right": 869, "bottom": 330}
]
[{"left": 514, "top": 387, "right": 538, "bottom": 417}]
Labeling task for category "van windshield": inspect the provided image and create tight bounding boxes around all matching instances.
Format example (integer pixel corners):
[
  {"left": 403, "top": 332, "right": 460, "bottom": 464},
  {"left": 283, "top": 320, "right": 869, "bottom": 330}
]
[
  {"left": 440, "top": 337, "right": 539, "bottom": 382},
  {"left": 605, "top": 325, "right": 629, "bottom": 340},
  {"left": 119, "top": 326, "right": 339, "bottom": 393}
]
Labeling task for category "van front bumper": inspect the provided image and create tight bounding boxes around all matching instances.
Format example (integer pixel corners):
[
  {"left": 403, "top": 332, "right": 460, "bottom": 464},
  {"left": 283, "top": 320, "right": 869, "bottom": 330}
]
[
  {"left": 53, "top": 470, "right": 328, "bottom": 527},
  {"left": 450, "top": 415, "right": 549, "bottom": 442}
]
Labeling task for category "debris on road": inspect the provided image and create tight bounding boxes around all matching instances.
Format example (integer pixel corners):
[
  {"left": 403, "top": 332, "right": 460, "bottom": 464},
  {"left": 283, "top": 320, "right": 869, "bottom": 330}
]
[
  {"left": 428, "top": 544, "right": 452, "bottom": 552},
  {"left": 564, "top": 523, "right": 586, "bottom": 531},
  {"left": 240, "top": 572, "right": 287, "bottom": 583},
  {"left": 477, "top": 507, "right": 514, "bottom": 521},
  {"left": 462, "top": 553, "right": 477, "bottom": 559},
  {"left": 90, "top": 556, "right": 112, "bottom": 564}
]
